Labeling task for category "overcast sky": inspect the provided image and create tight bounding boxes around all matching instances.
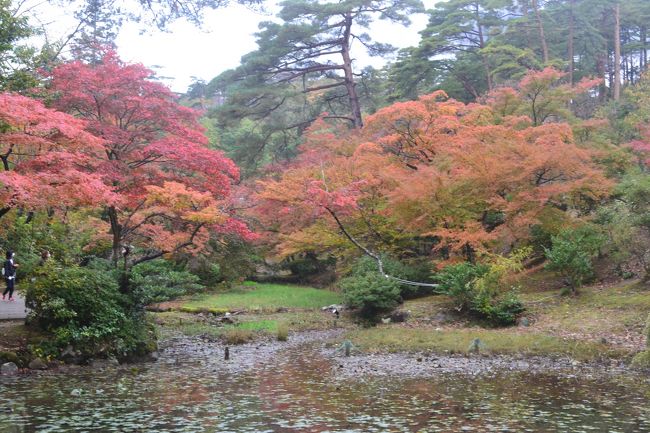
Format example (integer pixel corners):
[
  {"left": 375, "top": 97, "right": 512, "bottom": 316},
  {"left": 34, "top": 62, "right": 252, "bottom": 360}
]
[{"left": 22, "top": 0, "right": 438, "bottom": 92}]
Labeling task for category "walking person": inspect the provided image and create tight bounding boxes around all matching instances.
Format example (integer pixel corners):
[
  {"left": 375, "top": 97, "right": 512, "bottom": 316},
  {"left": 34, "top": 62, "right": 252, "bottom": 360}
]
[{"left": 2, "top": 250, "right": 18, "bottom": 301}]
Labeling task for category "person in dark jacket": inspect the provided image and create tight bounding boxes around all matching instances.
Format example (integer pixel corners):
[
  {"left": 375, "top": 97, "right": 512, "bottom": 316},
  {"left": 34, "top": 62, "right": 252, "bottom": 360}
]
[{"left": 2, "top": 250, "right": 18, "bottom": 301}]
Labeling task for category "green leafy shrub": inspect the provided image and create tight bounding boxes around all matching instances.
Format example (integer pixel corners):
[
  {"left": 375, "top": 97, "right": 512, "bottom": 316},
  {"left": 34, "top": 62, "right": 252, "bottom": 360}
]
[
  {"left": 544, "top": 225, "right": 605, "bottom": 293},
  {"left": 434, "top": 262, "right": 489, "bottom": 310},
  {"left": 206, "top": 236, "right": 260, "bottom": 284},
  {"left": 129, "top": 259, "right": 204, "bottom": 305},
  {"left": 434, "top": 249, "right": 529, "bottom": 326},
  {"left": 0, "top": 214, "right": 97, "bottom": 281},
  {"left": 26, "top": 261, "right": 154, "bottom": 359},
  {"left": 350, "top": 255, "right": 435, "bottom": 299},
  {"left": 341, "top": 271, "right": 402, "bottom": 320}
]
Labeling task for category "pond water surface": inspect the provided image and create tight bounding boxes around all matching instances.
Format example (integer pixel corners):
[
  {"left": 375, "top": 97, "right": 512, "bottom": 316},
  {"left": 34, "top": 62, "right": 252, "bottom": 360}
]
[{"left": 1, "top": 335, "right": 649, "bottom": 432}]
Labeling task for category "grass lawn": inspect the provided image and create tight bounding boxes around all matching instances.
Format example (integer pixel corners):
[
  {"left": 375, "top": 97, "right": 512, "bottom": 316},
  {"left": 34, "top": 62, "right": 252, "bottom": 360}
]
[
  {"left": 346, "top": 279, "right": 649, "bottom": 361},
  {"left": 182, "top": 281, "right": 341, "bottom": 312},
  {"left": 345, "top": 326, "right": 627, "bottom": 361}
]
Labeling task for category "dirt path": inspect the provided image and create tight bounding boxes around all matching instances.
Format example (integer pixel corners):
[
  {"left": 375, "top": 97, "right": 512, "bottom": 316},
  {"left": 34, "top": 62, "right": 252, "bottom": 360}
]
[{"left": 0, "top": 291, "right": 27, "bottom": 320}]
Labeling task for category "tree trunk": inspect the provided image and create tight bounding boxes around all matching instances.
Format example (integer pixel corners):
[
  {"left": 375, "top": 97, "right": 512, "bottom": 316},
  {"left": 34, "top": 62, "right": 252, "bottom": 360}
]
[
  {"left": 341, "top": 12, "right": 363, "bottom": 129},
  {"left": 520, "top": 0, "right": 532, "bottom": 50},
  {"left": 531, "top": 0, "right": 549, "bottom": 63},
  {"left": 614, "top": 2, "right": 621, "bottom": 101},
  {"left": 641, "top": 26, "right": 647, "bottom": 72},
  {"left": 568, "top": 0, "right": 575, "bottom": 86},
  {"left": 108, "top": 206, "right": 122, "bottom": 267},
  {"left": 475, "top": 4, "right": 493, "bottom": 91}
]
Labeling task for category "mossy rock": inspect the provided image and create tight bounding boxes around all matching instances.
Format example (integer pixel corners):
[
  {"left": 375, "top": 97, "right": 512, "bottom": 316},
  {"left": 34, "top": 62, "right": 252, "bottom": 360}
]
[
  {"left": 179, "top": 306, "right": 229, "bottom": 315},
  {"left": 0, "top": 351, "right": 20, "bottom": 365},
  {"left": 632, "top": 350, "right": 650, "bottom": 369}
]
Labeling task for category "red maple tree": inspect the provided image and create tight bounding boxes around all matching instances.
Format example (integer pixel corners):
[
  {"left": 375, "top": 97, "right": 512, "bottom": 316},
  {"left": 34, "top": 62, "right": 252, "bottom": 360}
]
[
  {"left": 0, "top": 92, "right": 114, "bottom": 218},
  {"left": 48, "top": 50, "right": 252, "bottom": 267}
]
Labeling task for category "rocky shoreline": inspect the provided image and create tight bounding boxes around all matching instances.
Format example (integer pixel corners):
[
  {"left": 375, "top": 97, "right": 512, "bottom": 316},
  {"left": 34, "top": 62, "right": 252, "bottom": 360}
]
[{"left": 2, "top": 328, "right": 645, "bottom": 381}]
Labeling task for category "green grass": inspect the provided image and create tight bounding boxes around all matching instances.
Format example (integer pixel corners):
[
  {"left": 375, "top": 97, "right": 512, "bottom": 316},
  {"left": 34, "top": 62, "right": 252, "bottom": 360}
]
[
  {"left": 183, "top": 282, "right": 341, "bottom": 312},
  {"left": 346, "top": 327, "right": 628, "bottom": 361},
  {"left": 151, "top": 308, "right": 342, "bottom": 343}
]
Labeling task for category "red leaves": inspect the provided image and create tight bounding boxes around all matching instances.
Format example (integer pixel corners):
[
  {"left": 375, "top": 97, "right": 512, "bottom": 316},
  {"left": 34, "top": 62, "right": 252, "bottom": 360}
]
[
  {"left": 0, "top": 50, "right": 251, "bottom": 258},
  {"left": 0, "top": 93, "right": 113, "bottom": 211}
]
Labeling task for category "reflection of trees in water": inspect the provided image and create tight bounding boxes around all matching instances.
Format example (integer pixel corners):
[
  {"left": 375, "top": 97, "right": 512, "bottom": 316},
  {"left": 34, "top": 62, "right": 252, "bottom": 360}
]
[{"left": 2, "top": 351, "right": 650, "bottom": 432}]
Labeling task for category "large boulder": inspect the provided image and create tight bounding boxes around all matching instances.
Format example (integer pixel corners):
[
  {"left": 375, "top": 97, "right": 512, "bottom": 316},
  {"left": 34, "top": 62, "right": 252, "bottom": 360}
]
[
  {"left": 28, "top": 358, "right": 48, "bottom": 370},
  {"left": 1, "top": 362, "right": 18, "bottom": 375}
]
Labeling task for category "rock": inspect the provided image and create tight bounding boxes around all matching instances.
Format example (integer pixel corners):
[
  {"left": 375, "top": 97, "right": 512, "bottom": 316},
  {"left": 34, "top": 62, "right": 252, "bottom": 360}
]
[
  {"left": 0, "top": 351, "right": 19, "bottom": 365},
  {"left": 381, "top": 317, "right": 391, "bottom": 324},
  {"left": 28, "top": 358, "right": 48, "bottom": 370},
  {"left": 1, "top": 362, "right": 18, "bottom": 375},
  {"left": 518, "top": 317, "right": 530, "bottom": 327},
  {"left": 276, "top": 307, "right": 289, "bottom": 313},
  {"left": 389, "top": 310, "right": 410, "bottom": 323},
  {"left": 89, "top": 358, "right": 119, "bottom": 369},
  {"left": 61, "top": 345, "right": 83, "bottom": 365},
  {"left": 322, "top": 304, "right": 345, "bottom": 312}
]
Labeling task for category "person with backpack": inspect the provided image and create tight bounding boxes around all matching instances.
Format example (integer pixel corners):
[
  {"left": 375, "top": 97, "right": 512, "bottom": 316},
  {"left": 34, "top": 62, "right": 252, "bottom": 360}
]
[{"left": 2, "top": 250, "right": 18, "bottom": 301}]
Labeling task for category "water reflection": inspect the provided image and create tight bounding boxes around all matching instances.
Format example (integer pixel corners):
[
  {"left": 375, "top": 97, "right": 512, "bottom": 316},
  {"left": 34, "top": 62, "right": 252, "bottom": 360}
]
[{"left": 1, "top": 339, "right": 649, "bottom": 432}]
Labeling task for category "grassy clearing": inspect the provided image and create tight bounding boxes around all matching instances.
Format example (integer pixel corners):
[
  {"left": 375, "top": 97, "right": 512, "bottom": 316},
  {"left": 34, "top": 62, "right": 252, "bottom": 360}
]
[
  {"left": 151, "top": 308, "right": 342, "bottom": 343},
  {"left": 345, "top": 327, "right": 627, "bottom": 361},
  {"left": 182, "top": 281, "right": 341, "bottom": 312},
  {"left": 155, "top": 275, "right": 648, "bottom": 360}
]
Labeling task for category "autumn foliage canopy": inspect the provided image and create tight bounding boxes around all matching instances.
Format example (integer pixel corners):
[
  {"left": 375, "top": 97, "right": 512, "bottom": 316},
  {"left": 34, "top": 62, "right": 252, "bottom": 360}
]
[
  {"left": 0, "top": 51, "right": 252, "bottom": 266},
  {"left": 254, "top": 69, "right": 612, "bottom": 261}
]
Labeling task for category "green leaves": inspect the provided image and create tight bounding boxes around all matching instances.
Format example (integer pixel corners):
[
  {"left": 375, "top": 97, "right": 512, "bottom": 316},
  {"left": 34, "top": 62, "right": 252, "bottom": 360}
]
[{"left": 544, "top": 225, "right": 605, "bottom": 291}]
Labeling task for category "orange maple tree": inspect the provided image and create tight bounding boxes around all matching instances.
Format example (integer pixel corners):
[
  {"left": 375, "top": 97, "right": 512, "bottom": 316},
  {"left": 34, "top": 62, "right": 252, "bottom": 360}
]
[{"left": 253, "top": 70, "right": 612, "bottom": 262}]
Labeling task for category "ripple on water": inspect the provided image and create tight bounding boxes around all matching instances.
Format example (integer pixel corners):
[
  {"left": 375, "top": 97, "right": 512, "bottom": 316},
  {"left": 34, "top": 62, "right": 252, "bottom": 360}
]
[{"left": 1, "top": 336, "right": 649, "bottom": 432}]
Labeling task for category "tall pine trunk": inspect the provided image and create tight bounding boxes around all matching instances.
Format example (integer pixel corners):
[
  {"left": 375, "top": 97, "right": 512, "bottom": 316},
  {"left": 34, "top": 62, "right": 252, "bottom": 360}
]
[
  {"left": 568, "top": 0, "right": 575, "bottom": 86},
  {"left": 641, "top": 26, "right": 647, "bottom": 72},
  {"left": 341, "top": 12, "right": 363, "bottom": 129},
  {"left": 614, "top": 2, "right": 621, "bottom": 101},
  {"left": 531, "top": 0, "right": 549, "bottom": 63},
  {"left": 475, "top": 3, "right": 493, "bottom": 91}
]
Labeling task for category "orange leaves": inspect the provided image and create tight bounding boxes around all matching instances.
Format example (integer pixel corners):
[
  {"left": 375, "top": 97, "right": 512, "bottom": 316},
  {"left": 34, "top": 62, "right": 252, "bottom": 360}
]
[
  {"left": 145, "top": 182, "right": 227, "bottom": 225},
  {"left": 253, "top": 71, "right": 612, "bottom": 260}
]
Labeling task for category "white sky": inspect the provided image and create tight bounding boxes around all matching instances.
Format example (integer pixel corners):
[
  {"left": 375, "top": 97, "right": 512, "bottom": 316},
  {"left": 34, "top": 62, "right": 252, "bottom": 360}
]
[{"left": 20, "top": 0, "right": 438, "bottom": 92}]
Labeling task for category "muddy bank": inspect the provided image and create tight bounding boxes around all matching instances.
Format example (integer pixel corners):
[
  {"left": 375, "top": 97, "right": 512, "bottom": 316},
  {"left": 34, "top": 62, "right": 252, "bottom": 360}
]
[
  {"left": 158, "top": 329, "right": 640, "bottom": 381},
  {"left": 5, "top": 328, "right": 643, "bottom": 381}
]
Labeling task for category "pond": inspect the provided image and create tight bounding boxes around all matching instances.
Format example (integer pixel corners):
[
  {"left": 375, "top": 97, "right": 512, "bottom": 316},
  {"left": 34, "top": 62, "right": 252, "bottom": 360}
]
[{"left": 1, "top": 335, "right": 649, "bottom": 432}]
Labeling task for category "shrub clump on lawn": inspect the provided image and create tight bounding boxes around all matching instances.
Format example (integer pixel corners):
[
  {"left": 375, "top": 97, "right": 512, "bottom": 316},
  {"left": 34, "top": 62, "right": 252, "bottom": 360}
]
[
  {"left": 544, "top": 225, "right": 605, "bottom": 294},
  {"left": 350, "top": 255, "right": 435, "bottom": 299},
  {"left": 341, "top": 270, "right": 401, "bottom": 321},
  {"left": 434, "top": 249, "right": 529, "bottom": 327}
]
